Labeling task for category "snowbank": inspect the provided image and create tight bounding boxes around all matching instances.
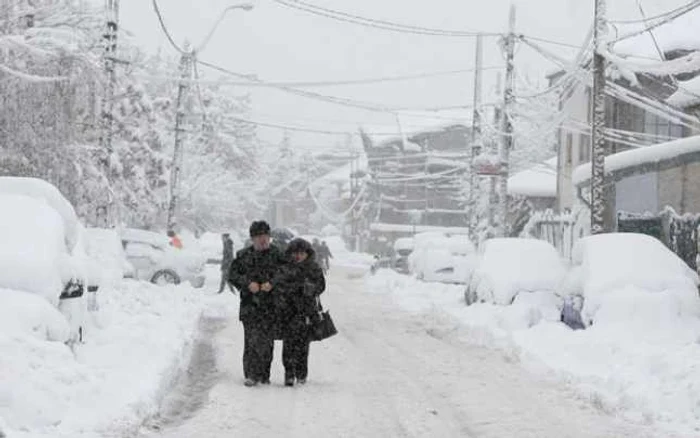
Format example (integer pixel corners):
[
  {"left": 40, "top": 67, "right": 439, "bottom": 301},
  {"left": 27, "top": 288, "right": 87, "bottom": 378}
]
[
  {"left": 368, "top": 268, "right": 700, "bottom": 435},
  {"left": 0, "top": 280, "right": 227, "bottom": 438},
  {"left": 324, "top": 236, "right": 374, "bottom": 270},
  {"left": 572, "top": 135, "right": 700, "bottom": 187}
]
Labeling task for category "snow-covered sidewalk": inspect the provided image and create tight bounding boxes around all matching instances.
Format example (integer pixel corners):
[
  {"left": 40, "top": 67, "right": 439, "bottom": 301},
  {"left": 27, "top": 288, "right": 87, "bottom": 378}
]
[
  {"left": 0, "top": 272, "right": 228, "bottom": 438},
  {"left": 367, "top": 270, "right": 700, "bottom": 437}
]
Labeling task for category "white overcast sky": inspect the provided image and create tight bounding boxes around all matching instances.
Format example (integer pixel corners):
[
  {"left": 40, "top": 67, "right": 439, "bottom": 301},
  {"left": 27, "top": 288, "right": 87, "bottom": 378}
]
[{"left": 117, "top": 0, "right": 691, "bottom": 151}]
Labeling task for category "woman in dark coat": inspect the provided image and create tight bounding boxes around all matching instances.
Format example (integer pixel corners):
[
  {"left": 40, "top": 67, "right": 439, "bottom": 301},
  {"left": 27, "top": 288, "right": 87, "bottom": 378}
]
[{"left": 276, "top": 238, "right": 326, "bottom": 387}]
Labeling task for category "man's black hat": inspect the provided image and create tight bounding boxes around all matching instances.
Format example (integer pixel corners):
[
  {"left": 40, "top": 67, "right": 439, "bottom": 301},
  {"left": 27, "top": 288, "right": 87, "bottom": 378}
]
[{"left": 249, "top": 220, "right": 271, "bottom": 237}]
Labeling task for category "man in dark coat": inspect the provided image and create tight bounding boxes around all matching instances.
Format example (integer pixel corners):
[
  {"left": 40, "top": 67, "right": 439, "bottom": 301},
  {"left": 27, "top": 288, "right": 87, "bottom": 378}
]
[
  {"left": 217, "top": 233, "right": 235, "bottom": 294},
  {"left": 276, "top": 238, "right": 326, "bottom": 387},
  {"left": 228, "top": 221, "right": 287, "bottom": 387}
]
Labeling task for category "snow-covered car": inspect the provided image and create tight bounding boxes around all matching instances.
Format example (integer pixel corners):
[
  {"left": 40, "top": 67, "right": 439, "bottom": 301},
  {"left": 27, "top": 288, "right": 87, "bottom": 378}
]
[
  {"left": 0, "top": 177, "right": 92, "bottom": 343},
  {"left": 84, "top": 228, "right": 135, "bottom": 288},
  {"left": 119, "top": 228, "right": 206, "bottom": 288},
  {"left": 415, "top": 249, "right": 475, "bottom": 284},
  {"left": 409, "top": 233, "right": 476, "bottom": 284},
  {"left": 562, "top": 233, "right": 700, "bottom": 327},
  {"left": 393, "top": 237, "right": 414, "bottom": 274},
  {"left": 465, "top": 238, "right": 566, "bottom": 321}
]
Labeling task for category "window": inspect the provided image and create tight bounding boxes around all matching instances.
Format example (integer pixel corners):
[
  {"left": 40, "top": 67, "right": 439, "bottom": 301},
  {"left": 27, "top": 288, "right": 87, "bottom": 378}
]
[
  {"left": 566, "top": 133, "right": 573, "bottom": 165},
  {"left": 578, "top": 133, "right": 590, "bottom": 163},
  {"left": 644, "top": 112, "right": 684, "bottom": 139}
]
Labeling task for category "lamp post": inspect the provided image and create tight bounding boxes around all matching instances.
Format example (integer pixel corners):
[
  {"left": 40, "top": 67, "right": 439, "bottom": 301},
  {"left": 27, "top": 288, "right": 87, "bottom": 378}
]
[
  {"left": 166, "top": 3, "right": 253, "bottom": 232},
  {"left": 197, "top": 3, "right": 254, "bottom": 53}
]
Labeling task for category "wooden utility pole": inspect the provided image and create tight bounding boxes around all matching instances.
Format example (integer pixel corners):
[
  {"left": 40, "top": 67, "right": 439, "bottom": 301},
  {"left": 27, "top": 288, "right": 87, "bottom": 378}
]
[
  {"left": 98, "top": 0, "right": 119, "bottom": 226},
  {"left": 166, "top": 45, "right": 193, "bottom": 232},
  {"left": 498, "top": 5, "right": 516, "bottom": 237},
  {"left": 591, "top": 0, "right": 607, "bottom": 234},
  {"left": 468, "top": 34, "right": 483, "bottom": 238}
]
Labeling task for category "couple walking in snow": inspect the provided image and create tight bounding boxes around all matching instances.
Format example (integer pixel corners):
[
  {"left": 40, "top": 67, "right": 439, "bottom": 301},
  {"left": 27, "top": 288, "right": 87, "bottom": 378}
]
[{"left": 227, "top": 220, "right": 326, "bottom": 387}]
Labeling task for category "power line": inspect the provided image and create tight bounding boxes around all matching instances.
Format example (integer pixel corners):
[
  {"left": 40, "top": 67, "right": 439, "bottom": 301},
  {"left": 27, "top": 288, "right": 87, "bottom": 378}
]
[
  {"left": 136, "top": 65, "right": 504, "bottom": 88},
  {"left": 517, "top": 35, "right": 586, "bottom": 50},
  {"left": 151, "top": 0, "right": 186, "bottom": 54},
  {"left": 272, "top": 0, "right": 501, "bottom": 38},
  {"left": 608, "top": 0, "right": 700, "bottom": 24},
  {"left": 196, "top": 58, "right": 488, "bottom": 114},
  {"left": 610, "top": 0, "right": 700, "bottom": 43},
  {"left": 196, "top": 58, "right": 395, "bottom": 112}
]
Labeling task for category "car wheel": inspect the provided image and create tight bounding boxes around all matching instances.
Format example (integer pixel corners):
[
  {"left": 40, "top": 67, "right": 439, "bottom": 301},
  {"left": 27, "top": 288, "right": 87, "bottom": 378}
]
[
  {"left": 464, "top": 288, "right": 477, "bottom": 305},
  {"left": 151, "top": 270, "right": 181, "bottom": 286}
]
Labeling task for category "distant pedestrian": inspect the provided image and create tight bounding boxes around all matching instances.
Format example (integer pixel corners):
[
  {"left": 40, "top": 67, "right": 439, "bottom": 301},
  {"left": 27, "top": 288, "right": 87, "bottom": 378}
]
[
  {"left": 276, "top": 238, "right": 326, "bottom": 387},
  {"left": 320, "top": 240, "right": 333, "bottom": 272},
  {"left": 167, "top": 230, "right": 183, "bottom": 249},
  {"left": 217, "top": 233, "right": 235, "bottom": 294},
  {"left": 228, "top": 221, "right": 287, "bottom": 387}
]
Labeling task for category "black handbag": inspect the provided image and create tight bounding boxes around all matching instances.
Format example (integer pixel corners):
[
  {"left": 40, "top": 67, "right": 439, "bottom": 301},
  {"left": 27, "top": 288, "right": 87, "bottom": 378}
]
[{"left": 309, "top": 297, "right": 338, "bottom": 342}]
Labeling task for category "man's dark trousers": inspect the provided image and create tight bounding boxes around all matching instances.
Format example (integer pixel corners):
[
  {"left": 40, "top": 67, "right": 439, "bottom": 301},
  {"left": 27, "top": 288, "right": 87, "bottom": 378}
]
[{"left": 243, "top": 318, "right": 273, "bottom": 382}]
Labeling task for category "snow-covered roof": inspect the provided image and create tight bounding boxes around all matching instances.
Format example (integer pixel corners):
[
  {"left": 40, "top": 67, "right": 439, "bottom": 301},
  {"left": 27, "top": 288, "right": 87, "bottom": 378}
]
[
  {"left": 367, "top": 110, "right": 470, "bottom": 147},
  {"left": 313, "top": 152, "right": 369, "bottom": 199},
  {"left": 573, "top": 135, "right": 700, "bottom": 186},
  {"left": 613, "top": 9, "right": 700, "bottom": 59},
  {"left": 370, "top": 222, "right": 470, "bottom": 235},
  {"left": 667, "top": 75, "right": 700, "bottom": 108},
  {"left": 507, "top": 157, "right": 557, "bottom": 198}
]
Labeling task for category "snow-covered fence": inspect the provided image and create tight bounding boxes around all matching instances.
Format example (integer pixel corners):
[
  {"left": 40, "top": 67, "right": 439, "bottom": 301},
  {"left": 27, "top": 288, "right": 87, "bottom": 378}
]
[
  {"left": 521, "top": 209, "right": 578, "bottom": 260},
  {"left": 618, "top": 208, "right": 700, "bottom": 271}
]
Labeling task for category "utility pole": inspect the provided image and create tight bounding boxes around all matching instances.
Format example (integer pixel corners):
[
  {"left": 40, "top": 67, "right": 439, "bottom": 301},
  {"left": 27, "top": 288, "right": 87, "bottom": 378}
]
[
  {"left": 498, "top": 5, "right": 516, "bottom": 237},
  {"left": 98, "top": 0, "right": 119, "bottom": 226},
  {"left": 468, "top": 34, "right": 483, "bottom": 239},
  {"left": 590, "top": 0, "right": 607, "bottom": 234},
  {"left": 166, "top": 45, "right": 193, "bottom": 232}
]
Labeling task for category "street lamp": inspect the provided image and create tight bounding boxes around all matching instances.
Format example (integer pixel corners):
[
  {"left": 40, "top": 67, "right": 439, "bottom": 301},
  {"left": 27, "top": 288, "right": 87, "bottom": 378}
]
[{"left": 197, "top": 3, "right": 254, "bottom": 53}]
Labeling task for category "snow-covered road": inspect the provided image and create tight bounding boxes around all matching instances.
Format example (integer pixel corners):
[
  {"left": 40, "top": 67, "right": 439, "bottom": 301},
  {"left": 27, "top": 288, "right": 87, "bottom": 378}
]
[{"left": 144, "top": 267, "right": 657, "bottom": 438}]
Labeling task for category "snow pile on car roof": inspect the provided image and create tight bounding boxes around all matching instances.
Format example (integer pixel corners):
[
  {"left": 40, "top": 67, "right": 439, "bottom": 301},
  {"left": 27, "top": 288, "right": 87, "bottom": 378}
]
[
  {"left": 0, "top": 194, "right": 67, "bottom": 303},
  {"left": 0, "top": 177, "right": 80, "bottom": 252},
  {"left": 472, "top": 238, "right": 565, "bottom": 306}
]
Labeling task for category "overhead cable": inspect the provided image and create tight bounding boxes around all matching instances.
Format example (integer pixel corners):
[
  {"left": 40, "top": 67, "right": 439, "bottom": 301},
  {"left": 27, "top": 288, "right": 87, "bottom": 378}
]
[
  {"left": 151, "top": 0, "right": 186, "bottom": 54},
  {"left": 271, "top": 0, "right": 501, "bottom": 38},
  {"left": 608, "top": 0, "right": 700, "bottom": 24}
]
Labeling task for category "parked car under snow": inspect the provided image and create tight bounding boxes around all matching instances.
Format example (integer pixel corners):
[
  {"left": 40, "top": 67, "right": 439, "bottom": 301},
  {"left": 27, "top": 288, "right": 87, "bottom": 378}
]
[
  {"left": 465, "top": 238, "right": 566, "bottom": 323},
  {"left": 119, "top": 228, "right": 206, "bottom": 288},
  {"left": 0, "top": 177, "right": 94, "bottom": 343},
  {"left": 409, "top": 233, "right": 476, "bottom": 284},
  {"left": 562, "top": 233, "right": 700, "bottom": 328}
]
